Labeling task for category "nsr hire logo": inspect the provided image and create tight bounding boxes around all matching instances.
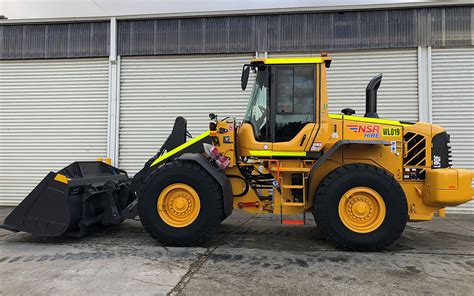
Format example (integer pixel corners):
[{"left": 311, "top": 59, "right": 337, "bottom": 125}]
[{"left": 347, "top": 125, "right": 401, "bottom": 138}]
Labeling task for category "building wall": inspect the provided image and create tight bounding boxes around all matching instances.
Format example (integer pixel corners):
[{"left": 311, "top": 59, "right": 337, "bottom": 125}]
[
  {"left": 1, "top": 6, "right": 473, "bottom": 59},
  {"left": 116, "top": 6, "right": 473, "bottom": 55},
  {"left": 0, "top": 22, "right": 110, "bottom": 59},
  {"left": 0, "top": 7, "right": 472, "bottom": 212}
]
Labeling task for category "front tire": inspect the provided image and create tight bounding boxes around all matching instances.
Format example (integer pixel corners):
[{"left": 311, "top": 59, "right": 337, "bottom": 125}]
[
  {"left": 313, "top": 164, "right": 407, "bottom": 251},
  {"left": 138, "top": 161, "right": 224, "bottom": 246}
]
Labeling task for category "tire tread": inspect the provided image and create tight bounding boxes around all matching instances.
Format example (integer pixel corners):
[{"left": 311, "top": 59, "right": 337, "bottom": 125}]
[
  {"left": 313, "top": 164, "right": 408, "bottom": 251},
  {"left": 138, "top": 160, "right": 223, "bottom": 246}
]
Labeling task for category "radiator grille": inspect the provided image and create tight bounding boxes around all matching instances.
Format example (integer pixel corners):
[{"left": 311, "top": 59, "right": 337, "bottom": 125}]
[
  {"left": 404, "top": 132, "right": 426, "bottom": 166},
  {"left": 403, "top": 132, "right": 427, "bottom": 180}
]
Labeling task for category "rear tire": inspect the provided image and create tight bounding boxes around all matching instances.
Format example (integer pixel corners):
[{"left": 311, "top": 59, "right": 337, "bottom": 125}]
[
  {"left": 313, "top": 164, "right": 407, "bottom": 251},
  {"left": 138, "top": 160, "right": 223, "bottom": 246}
]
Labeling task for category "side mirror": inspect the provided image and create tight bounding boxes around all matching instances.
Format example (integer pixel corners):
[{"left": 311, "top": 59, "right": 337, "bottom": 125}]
[{"left": 241, "top": 65, "right": 250, "bottom": 91}]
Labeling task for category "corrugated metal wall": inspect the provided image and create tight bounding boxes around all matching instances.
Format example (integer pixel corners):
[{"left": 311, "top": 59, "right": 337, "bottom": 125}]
[
  {"left": 0, "top": 59, "right": 109, "bottom": 205},
  {"left": 119, "top": 55, "right": 253, "bottom": 174},
  {"left": 326, "top": 50, "right": 419, "bottom": 121},
  {"left": 432, "top": 47, "right": 474, "bottom": 214},
  {"left": 115, "top": 6, "right": 474, "bottom": 56},
  {"left": 0, "top": 6, "right": 472, "bottom": 60},
  {"left": 0, "top": 22, "right": 110, "bottom": 60},
  {"left": 118, "top": 17, "right": 256, "bottom": 55}
]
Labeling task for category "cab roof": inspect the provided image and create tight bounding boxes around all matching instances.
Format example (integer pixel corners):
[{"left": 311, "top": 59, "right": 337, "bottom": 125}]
[{"left": 251, "top": 56, "right": 332, "bottom": 65}]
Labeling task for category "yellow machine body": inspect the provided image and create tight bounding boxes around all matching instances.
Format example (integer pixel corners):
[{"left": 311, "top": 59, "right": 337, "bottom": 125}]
[{"left": 207, "top": 56, "right": 474, "bottom": 222}]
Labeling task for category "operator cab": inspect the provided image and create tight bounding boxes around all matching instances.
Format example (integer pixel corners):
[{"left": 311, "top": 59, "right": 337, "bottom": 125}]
[{"left": 238, "top": 56, "right": 332, "bottom": 156}]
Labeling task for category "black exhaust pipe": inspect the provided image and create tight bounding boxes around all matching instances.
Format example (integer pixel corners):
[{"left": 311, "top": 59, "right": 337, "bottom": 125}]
[{"left": 365, "top": 74, "right": 382, "bottom": 118}]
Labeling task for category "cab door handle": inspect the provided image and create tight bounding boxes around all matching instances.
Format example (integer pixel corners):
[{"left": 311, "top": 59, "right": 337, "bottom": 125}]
[{"left": 299, "top": 135, "right": 307, "bottom": 146}]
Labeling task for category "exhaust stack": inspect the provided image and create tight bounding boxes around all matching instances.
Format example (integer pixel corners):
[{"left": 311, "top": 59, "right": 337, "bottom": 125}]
[{"left": 365, "top": 74, "right": 383, "bottom": 118}]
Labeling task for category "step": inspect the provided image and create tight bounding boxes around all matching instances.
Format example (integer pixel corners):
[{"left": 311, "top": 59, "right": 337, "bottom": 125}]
[
  {"left": 282, "top": 219, "right": 305, "bottom": 225},
  {"left": 282, "top": 185, "right": 304, "bottom": 189},
  {"left": 281, "top": 202, "right": 305, "bottom": 207},
  {"left": 270, "top": 167, "right": 310, "bottom": 172}
]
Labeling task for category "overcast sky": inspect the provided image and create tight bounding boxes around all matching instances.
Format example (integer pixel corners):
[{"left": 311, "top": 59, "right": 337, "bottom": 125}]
[{"left": 1, "top": 0, "right": 464, "bottom": 20}]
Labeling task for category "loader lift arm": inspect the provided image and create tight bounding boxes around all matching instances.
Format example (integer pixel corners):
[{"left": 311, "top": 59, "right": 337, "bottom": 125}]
[
  {"left": 122, "top": 116, "right": 217, "bottom": 219},
  {"left": 128, "top": 116, "right": 188, "bottom": 196}
]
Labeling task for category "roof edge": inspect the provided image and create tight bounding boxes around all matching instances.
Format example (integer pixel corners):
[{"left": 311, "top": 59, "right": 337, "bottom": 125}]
[{"left": 0, "top": 2, "right": 471, "bottom": 24}]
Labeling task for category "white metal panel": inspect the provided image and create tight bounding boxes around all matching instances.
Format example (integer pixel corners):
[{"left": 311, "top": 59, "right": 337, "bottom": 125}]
[
  {"left": 119, "top": 55, "right": 254, "bottom": 174},
  {"left": 432, "top": 47, "right": 474, "bottom": 214},
  {"left": 326, "top": 50, "right": 419, "bottom": 121},
  {"left": 270, "top": 50, "right": 419, "bottom": 121},
  {"left": 0, "top": 59, "right": 109, "bottom": 206}
]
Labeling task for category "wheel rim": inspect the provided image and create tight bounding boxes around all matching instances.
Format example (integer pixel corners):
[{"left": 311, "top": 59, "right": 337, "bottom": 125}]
[
  {"left": 157, "top": 183, "right": 201, "bottom": 228},
  {"left": 338, "top": 187, "right": 386, "bottom": 233}
]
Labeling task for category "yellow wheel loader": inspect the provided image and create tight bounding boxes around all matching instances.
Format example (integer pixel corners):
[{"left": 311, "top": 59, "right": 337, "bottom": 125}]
[{"left": 2, "top": 55, "right": 473, "bottom": 251}]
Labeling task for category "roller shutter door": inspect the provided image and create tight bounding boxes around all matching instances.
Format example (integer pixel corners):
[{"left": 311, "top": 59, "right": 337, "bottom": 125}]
[
  {"left": 432, "top": 47, "right": 474, "bottom": 214},
  {"left": 326, "top": 50, "right": 419, "bottom": 121},
  {"left": 0, "top": 59, "right": 109, "bottom": 206},
  {"left": 119, "top": 55, "right": 254, "bottom": 174}
]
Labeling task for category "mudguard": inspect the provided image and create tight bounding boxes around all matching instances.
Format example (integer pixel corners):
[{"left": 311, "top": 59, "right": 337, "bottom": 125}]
[
  {"left": 178, "top": 153, "right": 234, "bottom": 218},
  {"left": 307, "top": 139, "right": 390, "bottom": 201}
]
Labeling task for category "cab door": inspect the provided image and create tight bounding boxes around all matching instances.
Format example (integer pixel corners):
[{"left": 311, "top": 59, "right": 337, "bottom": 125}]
[
  {"left": 238, "top": 65, "right": 274, "bottom": 156},
  {"left": 271, "top": 64, "right": 318, "bottom": 152}
]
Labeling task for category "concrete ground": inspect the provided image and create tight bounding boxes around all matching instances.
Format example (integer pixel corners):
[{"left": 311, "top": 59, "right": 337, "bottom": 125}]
[{"left": 0, "top": 207, "right": 473, "bottom": 296}]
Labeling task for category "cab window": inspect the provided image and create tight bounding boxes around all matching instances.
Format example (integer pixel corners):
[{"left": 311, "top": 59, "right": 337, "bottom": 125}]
[
  {"left": 273, "top": 65, "right": 315, "bottom": 142},
  {"left": 243, "top": 66, "right": 270, "bottom": 141}
]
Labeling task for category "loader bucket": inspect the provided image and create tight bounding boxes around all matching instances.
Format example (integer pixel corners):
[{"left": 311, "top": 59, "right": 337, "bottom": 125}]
[{"left": 2, "top": 161, "right": 130, "bottom": 237}]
